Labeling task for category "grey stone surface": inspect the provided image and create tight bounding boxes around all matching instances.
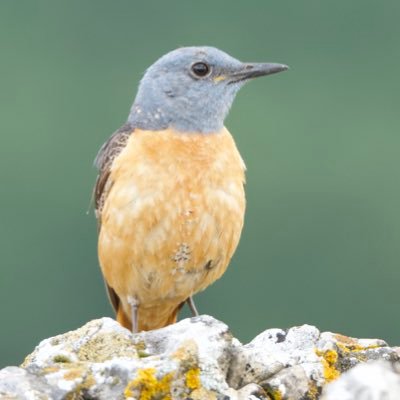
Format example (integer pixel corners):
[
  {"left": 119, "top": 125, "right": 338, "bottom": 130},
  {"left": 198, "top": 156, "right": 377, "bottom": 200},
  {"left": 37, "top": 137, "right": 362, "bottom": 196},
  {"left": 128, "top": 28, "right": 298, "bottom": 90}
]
[
  {"left": 228, "top": 325, "right": 398, "bottom": 399},
  {"left": 0, "top": 366, "right": 62, "bottom": 400},
  {"left": 321, "top": 360, "right": 400, "bottom": 400},
  {"left": 0, "top": 316, "right": 399, "bottom": 399}
]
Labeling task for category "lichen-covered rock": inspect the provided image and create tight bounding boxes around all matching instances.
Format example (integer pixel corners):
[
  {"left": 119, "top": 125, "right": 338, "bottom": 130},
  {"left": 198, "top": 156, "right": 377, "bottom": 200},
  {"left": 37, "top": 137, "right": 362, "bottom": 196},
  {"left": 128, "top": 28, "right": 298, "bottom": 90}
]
[
  {"left": 0, "top": 366, "right": 62, "bottom": 399},
  {"left": 321, "top": 360, "right": 400, "bottom": 400},
  {"left": 228, "top": 325, "right": 398, "bottom": 399},
  {"left": 22, "top": 317, "right": 138, "bottom": 368},
  {"left": 16, "top": 316, "right": 239, "bottom": 399},
  {"left": 0, "top": 316, "right": 398, "bottom": 400}
]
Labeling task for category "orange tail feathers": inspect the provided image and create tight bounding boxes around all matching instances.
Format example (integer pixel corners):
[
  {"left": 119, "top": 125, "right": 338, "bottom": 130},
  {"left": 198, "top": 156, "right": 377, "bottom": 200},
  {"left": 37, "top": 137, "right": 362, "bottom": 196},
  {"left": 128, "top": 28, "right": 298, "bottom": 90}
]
[{"left": 116, "top": 301, "right": 184, "bottom": 332}]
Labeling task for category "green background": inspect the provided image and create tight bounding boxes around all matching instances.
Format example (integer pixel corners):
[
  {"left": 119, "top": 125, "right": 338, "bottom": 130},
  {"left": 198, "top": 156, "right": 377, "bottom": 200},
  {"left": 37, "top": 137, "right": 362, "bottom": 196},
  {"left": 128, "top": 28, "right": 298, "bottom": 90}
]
[{"left": 1, "top": 0, "right": 399, "bottom": 368}]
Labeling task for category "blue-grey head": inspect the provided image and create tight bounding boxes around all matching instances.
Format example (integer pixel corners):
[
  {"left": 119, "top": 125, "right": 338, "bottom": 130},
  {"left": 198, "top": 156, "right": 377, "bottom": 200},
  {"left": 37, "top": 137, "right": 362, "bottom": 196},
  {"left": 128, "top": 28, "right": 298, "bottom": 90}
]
[{"left": 128, "top": 46, "right": 288, "bottom": 133}]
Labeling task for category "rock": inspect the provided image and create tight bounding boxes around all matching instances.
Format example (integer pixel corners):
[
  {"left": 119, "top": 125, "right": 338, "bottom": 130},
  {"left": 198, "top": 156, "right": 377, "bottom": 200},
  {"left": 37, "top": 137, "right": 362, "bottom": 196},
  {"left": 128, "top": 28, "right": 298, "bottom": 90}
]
[
  {"left": 228, "top": 325, "right": 398, "bottom": 399},
  {"left": 0, "top": 316, "right": 398, "bottom": 399},
  {"left": 0, "top": 366, "right": 62, "bottom": 399},
  {"left": 321, "top": 360, "right": 400, "bottom": 400}
]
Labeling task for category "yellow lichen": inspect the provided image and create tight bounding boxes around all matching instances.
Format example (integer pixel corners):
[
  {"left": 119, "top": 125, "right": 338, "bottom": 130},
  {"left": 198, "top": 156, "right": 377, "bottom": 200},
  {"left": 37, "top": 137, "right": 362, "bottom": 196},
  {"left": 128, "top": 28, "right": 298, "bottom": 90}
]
[
  {"left": 334, "top": 334, "right": 381, "bottom": 353},
  {"left": 324, "top": 349, "right": 338, "bottom": 365},
  {"left": 336, "top": 341, "right": 380, "bottom": 354},
  {"left": 124, "top": 368, "right": 173, "bottom": 400},
  {"left": 334, "top": 335, "right": 381, "bottom": 364},
  {"left": 267, "top": 388, "right": 283, "bottom": 400},
  {"left": 315, "top": 349, "right": 340, "bottom": 382},
  {"left": 185, "top": 367, "right": 201, "bottom": 390}
]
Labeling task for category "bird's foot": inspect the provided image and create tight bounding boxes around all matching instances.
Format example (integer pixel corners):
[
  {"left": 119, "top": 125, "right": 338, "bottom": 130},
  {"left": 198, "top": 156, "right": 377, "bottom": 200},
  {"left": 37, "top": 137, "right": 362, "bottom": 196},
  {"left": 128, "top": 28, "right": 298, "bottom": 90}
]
[
  {"left": 127, "top": 295, "right": 139, "bottom": 333},
  {"left": 187, "top": 296, "right": 199, "bottom": 317}
]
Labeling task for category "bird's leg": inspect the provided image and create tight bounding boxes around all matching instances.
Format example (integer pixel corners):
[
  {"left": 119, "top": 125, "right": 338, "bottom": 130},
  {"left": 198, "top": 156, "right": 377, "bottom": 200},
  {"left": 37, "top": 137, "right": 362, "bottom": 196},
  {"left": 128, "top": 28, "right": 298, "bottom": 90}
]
[
  {"left": 187, "top": 296, "right": 199, "bottom": 317},
  {"left": 127, "top": 296, "right": 139, "bottom": 333}
]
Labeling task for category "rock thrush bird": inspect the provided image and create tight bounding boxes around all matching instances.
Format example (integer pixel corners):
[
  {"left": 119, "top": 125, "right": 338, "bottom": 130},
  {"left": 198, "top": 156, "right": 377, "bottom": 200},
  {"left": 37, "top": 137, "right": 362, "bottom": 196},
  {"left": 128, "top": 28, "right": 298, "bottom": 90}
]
[{"left": 94, "top": 46, "right": 288, "bottom": 332}]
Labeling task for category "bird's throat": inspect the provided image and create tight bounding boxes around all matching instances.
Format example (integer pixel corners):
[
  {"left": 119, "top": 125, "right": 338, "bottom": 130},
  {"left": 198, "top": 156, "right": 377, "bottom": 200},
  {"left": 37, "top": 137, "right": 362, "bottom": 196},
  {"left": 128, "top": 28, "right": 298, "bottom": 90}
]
[{"left": 128, "top": 100, "right": 226, "bottom": 134}]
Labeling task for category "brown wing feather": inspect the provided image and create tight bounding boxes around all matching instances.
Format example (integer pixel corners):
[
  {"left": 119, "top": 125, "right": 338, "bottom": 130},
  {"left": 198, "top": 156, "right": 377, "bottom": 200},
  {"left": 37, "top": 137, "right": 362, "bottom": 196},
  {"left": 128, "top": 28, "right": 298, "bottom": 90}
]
[
  {"left": 93, "top": 122, "right": 134, "bottom": 313},
  {"left": 105, "top": 283, "right": 121, "bottom": 316},
  {"left": 94, "top": 123, "right": 134, "bottom": 220}
]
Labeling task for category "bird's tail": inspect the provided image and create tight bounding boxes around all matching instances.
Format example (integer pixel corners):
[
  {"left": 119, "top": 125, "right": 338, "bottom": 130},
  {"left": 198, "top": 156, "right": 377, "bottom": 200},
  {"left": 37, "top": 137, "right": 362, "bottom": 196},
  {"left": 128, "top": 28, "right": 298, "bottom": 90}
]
[{"left": 116, "top": 301, "right": 184, "bottom": 332}]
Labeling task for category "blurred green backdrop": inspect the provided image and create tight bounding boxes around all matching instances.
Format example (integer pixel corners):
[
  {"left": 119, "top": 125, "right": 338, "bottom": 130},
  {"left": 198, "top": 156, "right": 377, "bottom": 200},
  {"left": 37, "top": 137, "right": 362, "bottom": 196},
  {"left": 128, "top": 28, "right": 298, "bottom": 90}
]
[{"left": 1, "top": 0, "right": 400, "bottom": 368}]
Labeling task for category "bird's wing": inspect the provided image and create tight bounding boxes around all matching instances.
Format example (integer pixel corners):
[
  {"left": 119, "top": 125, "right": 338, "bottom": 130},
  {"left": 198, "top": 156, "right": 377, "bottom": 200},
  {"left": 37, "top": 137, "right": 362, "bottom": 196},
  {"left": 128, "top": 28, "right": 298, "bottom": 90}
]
[
  {"left": 93, "top": 122, "right": 134, "bottom": 313},
  {"left": 94, "top": 123, "right": 134, "bottom": 220}
]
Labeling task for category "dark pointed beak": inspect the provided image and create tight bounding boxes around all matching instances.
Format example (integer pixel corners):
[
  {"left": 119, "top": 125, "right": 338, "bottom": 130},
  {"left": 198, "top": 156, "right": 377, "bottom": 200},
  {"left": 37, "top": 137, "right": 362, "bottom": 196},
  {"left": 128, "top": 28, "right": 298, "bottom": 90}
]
[{"left": 228, "top": 62, "right": 289, "bottom": 84}]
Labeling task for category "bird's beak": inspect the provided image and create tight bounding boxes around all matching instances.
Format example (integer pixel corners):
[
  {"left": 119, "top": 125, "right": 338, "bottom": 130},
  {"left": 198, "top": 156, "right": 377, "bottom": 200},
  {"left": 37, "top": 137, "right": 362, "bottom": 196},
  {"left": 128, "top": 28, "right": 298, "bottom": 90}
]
[{"left": 228, "top": 62, "right": 289, "bottom": 84}]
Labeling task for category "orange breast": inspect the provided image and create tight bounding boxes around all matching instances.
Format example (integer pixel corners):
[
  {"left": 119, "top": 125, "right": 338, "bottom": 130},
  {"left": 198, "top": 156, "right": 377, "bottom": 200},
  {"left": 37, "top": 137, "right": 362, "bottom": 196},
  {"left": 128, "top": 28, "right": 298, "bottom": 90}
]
[{"left": 98, "top": 127, "right": 246, "bottom": 325}]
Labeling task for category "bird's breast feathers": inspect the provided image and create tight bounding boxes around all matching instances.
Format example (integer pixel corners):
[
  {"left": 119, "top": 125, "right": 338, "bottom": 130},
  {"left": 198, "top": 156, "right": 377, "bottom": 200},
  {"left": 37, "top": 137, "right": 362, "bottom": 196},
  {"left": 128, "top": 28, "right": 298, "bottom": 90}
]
[{"left": 98, "top": 127, "right": 246, "bottom": 305}]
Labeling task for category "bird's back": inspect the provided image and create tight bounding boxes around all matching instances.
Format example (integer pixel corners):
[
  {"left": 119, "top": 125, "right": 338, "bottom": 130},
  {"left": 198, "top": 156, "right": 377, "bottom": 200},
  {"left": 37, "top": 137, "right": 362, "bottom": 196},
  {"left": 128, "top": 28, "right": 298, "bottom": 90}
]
[{"left": 96, "top": 126, "right": 246, "bottom": 331}]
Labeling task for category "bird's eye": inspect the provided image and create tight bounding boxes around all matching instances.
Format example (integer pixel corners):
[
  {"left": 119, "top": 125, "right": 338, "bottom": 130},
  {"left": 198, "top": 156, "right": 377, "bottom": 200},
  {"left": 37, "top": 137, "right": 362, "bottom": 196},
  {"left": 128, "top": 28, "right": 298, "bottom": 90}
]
[{"left": 191, "top": 62, "right": 211, "bottom": 78}]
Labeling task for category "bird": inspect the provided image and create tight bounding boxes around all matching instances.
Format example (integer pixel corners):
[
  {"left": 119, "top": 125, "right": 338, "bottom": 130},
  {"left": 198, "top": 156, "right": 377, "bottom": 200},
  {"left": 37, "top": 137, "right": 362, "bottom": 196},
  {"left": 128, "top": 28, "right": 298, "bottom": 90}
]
[{"left": 94, "top": 46, "right": 288, "bottom": 333}]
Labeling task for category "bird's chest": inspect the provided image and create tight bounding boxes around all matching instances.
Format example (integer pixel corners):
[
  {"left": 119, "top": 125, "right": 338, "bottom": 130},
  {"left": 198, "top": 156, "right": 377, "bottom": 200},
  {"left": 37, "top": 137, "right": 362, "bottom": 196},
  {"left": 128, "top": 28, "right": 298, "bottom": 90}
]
[{"left": 99, "top": 128, "right": 245, "bottom": 298}]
